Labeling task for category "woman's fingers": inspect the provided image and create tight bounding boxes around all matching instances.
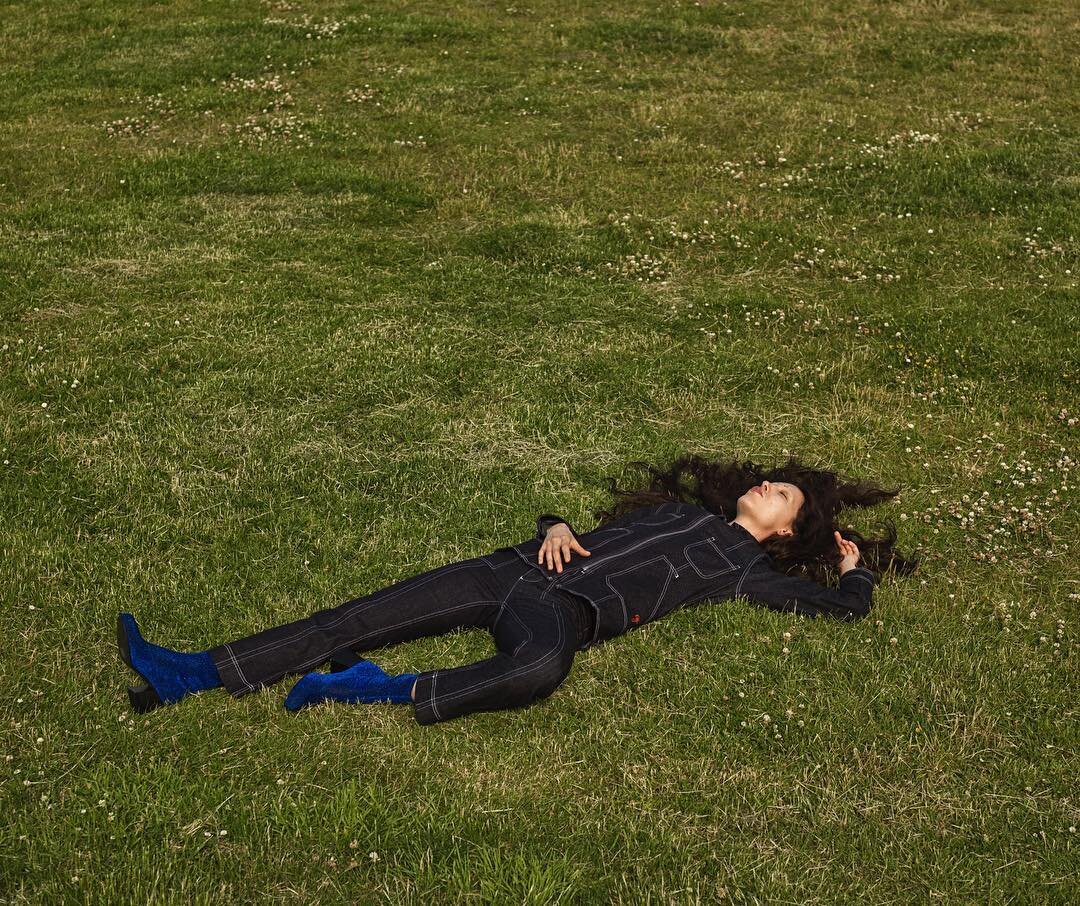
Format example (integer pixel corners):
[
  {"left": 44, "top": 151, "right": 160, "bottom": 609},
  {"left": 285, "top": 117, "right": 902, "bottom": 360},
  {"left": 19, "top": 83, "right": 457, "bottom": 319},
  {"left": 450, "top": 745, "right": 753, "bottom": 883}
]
[
  {"left": 538, "top": 535, "right": 591, "bottom": 572},
  {"left": 834, "top": 531, "right": 860, "bottom": 562},
  {"left": 556, "top": 540, "right": 578, "bottom": 572},
  {"left": 541, "top": 540, "right": 564, "bottom": 572}
]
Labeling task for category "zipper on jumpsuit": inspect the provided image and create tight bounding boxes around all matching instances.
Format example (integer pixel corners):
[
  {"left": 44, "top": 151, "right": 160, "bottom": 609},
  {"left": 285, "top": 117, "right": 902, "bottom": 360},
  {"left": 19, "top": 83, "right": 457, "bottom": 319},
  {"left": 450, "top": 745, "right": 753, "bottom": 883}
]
[
  {"left": 562, "top": 511, "right": 716, "bottom": 582},
  {"left": 557, "top": 512, "right": 716, "bottom": 644}
]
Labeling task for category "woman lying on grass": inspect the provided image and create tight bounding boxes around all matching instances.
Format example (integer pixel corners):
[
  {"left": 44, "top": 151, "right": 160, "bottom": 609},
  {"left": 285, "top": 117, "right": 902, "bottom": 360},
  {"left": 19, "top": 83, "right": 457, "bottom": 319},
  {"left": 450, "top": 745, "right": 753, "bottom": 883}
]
[{"left": 117, "top": 454, "right": 920, "bottom": 724}]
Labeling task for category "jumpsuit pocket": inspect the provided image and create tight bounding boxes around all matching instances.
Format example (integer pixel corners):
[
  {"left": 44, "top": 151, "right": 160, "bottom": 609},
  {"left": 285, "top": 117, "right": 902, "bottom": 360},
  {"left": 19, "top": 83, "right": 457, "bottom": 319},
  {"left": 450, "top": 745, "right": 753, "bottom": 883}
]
[
  {"left": 683, "top": 538, "right": 738, "bottom": 579},
  {"left": 603, "top": 554, "right": 679, "bottom": 629}
]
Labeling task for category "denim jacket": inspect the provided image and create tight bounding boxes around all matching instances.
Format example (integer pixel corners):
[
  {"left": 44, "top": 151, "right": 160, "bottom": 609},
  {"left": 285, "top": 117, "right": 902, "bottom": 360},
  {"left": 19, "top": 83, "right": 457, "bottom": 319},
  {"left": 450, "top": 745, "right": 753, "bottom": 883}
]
[{"left": 501, "top": 501, "right": 878, "bottom": 648}]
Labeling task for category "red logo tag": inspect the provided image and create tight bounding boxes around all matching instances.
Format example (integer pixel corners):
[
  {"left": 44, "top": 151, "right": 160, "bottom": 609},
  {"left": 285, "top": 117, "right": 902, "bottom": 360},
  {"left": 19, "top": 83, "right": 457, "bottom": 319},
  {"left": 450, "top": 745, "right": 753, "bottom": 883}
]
[{"left": 630, "top": 614, "right": 641, "bottom": 624}]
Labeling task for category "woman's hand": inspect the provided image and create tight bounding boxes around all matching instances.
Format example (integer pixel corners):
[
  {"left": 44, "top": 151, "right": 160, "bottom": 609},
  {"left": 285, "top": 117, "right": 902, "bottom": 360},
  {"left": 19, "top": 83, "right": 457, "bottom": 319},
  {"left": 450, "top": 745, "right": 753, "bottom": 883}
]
[
  {"left": 835, "top": 531, "right": 861, "bottom": 573},
  {"left": 539, "top": 523, "right": 591, "bottom": 574}
]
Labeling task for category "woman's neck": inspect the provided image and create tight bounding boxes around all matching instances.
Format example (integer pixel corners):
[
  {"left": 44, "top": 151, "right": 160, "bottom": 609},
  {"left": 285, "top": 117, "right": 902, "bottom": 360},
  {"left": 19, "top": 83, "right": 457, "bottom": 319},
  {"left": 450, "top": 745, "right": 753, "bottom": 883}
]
[{"left": 729, "top": 515, "right": 771, "bottom": 545}]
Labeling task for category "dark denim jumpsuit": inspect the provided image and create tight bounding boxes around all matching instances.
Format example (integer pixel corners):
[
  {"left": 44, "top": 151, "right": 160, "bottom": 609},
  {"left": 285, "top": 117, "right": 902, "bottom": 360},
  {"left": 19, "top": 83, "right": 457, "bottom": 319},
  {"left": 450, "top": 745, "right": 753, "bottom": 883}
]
[{"left": 209, "top": 502, "right": 878, "bottom": 725}]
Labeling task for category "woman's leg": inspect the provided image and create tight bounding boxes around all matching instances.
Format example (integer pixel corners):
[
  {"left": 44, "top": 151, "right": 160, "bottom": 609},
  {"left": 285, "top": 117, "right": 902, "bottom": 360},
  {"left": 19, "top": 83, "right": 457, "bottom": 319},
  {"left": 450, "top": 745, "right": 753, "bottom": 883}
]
[
  {"left": 410, "top": 575, "right": 580, "bottom": 726},
  {"left": 209, "top": 549, "right": 524, "bottom": 698}
]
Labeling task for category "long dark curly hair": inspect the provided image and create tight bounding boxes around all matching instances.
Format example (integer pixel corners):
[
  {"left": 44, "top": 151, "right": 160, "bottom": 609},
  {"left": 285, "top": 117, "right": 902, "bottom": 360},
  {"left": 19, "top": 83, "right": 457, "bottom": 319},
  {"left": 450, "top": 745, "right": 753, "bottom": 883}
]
[{"left": 592, "top": 453, "right": 920, "bottom": 585}]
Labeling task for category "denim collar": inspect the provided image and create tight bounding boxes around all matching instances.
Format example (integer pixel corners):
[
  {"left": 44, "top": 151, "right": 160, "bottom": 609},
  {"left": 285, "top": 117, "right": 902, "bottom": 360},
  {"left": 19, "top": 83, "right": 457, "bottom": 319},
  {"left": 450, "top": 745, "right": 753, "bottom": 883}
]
[{"left": 726, "top": 518, "right": 765, "bottom": 551}]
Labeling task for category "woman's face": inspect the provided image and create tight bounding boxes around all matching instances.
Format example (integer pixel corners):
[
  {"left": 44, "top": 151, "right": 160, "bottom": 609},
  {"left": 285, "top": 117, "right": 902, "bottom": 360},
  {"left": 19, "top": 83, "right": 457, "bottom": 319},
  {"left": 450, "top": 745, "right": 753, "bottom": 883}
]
[{"left": 736, "top": 480, "right": 805, "bottom": 539}]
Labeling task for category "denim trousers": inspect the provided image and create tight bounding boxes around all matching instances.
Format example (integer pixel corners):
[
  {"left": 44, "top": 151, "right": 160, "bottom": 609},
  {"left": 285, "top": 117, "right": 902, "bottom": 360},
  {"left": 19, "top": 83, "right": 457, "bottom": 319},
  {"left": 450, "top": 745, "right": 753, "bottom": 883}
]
[{"left": 208, "top": 547, "right": 592, "bottom": 725}]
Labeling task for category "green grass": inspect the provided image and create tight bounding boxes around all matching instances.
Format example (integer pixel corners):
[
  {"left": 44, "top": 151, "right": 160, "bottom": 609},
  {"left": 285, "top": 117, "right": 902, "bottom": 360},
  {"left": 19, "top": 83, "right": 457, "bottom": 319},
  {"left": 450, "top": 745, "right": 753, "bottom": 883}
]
[{"left": 1, "top": 0, "right": 1077, "bottom": 901}]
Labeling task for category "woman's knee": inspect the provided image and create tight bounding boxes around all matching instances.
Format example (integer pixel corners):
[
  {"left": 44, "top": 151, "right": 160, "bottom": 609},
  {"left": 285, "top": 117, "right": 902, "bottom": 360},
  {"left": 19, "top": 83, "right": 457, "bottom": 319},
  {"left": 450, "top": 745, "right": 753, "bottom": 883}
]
[{"left": 503, "top": 652, "right": 571, "bottom": 705}]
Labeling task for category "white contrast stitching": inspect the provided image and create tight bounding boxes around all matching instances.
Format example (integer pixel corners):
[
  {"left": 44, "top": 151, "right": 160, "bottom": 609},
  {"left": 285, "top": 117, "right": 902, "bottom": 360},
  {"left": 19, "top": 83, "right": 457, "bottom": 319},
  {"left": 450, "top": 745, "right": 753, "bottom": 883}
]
[
  {"left": 555, "top": 513, "right": 716, "bottom": 586},
  {"left": 506, "top": 604, "right": 534, "bottom": 656},
  {"left": 425, "top": 570, "right": 537, "bottom": 720},
  {"left": 224, "top": 643, "right": 252, "bottom": 692},
  {"left": 602, "top": 554, "right": 677, "bottom": 628},
  {"left": 269, "top": 564, "right": 535, "bottom": 688},
  {"left": 682, "top": 538, "right": 738, "bottom": 578},
  {"left": 736, "top": 554, "right": 766, "bottom": 597},
  {"left": 232, "top": 559, "right": 481, "bottom": 664},
  {"left": 280, "top": 596, "right": 507, "bottom": 679},
  {"left": 725, "top": 539, "right": 757, "bottom": 550},
  {"left": 431, "top": 598, "right": 566, "bottom": 709}
]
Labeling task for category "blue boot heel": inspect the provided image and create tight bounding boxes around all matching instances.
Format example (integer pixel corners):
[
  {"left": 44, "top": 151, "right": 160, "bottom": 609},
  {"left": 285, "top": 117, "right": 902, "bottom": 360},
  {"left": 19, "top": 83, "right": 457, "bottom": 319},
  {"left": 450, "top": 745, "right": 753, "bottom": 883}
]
[{"left": 127, "top": 682, "right": 164, "bottom": 714}]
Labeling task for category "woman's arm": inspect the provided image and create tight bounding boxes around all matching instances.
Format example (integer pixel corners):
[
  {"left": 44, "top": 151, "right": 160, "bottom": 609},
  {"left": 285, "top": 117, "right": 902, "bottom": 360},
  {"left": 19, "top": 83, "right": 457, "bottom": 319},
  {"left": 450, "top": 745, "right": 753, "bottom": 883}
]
[
  {"left": 735, "top": 534, "right": 876, "bottom": 620},
  {"left": 536, "top": 501, "right": 672, "bottom": 541},
  {"left": 735, "top": 562, "right": 877, "bottom": 620}
]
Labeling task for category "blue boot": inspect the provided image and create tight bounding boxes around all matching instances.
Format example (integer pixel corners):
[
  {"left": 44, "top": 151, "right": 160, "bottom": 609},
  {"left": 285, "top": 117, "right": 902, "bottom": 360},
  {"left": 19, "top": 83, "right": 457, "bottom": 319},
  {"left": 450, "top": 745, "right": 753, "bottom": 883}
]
[
  {"left": 117, "top": 613, "right": 222, "bottom": 713},
  {"left": 284, "top": 659, "right": 417, "bottom": 712}
]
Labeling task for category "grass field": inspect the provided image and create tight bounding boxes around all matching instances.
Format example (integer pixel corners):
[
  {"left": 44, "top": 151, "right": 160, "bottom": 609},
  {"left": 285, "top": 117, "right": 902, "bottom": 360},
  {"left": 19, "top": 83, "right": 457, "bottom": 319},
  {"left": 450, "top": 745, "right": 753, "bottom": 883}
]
[{"left": 1, "top": 0, "right": 1077, "bottom": 901}]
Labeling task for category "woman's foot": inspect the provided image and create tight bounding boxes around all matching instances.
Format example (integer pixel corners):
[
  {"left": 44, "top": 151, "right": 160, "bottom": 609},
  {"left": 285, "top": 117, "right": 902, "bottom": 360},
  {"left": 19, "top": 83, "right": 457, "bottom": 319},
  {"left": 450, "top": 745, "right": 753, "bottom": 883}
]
[
  {"left": 284, "top": 659, "right": 416, "bottom": 712},
  {"left": 116, "top": 613, "right": 222, "bottom": 712}
]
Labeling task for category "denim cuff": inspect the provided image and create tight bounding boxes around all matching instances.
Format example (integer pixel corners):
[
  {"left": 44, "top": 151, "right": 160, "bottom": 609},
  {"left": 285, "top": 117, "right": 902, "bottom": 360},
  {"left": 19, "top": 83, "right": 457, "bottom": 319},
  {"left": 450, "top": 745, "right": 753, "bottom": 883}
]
[
  {"left": 840, "top": 567, "right": 876, "bottom": 597},
  {"left": 208, "top": 643, "right": 256, "bottom": 698},
  {"left": 411, "top": 670, "right": 442, "bottom": 726},
  {"left": 841, "top": 566, "right": 876, "bottom": 584},
  {"left": 535, "top": 514, "right": 577, "bottom": 541}
]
